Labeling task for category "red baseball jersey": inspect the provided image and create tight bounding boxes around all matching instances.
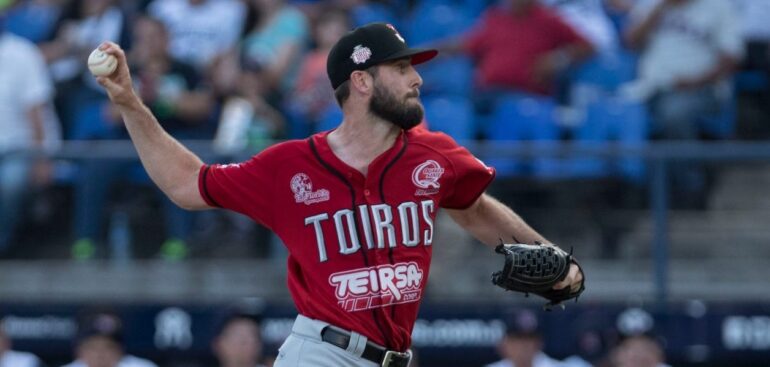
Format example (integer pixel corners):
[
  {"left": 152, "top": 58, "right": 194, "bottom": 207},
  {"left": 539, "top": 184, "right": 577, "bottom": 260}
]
[{"left": 198, "top": 128, "right": 495, "bottom": 351}]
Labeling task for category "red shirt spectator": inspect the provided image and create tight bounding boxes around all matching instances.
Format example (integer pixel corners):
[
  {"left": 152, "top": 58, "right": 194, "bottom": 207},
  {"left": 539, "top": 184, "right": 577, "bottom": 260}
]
[{"left": 463, "top": 1, "right": 593, "bottom": 95}]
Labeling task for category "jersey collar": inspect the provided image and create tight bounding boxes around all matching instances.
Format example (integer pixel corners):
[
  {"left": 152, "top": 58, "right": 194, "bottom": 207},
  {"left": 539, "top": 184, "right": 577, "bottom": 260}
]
[{"left": 310, "top": 129, "right": 407, "bottom": 183}]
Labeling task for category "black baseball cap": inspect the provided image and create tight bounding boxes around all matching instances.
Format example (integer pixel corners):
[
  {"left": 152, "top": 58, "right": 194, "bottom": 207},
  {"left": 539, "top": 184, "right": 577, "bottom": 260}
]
[{"left": 327, "top": 22, "right": 438, "bottom": 89}]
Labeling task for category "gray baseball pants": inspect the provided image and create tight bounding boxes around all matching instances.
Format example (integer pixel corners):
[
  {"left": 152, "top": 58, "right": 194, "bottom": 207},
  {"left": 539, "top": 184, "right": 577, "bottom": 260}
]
[{"left": 273, "top": 314, "right": 400, "bottom": 367}]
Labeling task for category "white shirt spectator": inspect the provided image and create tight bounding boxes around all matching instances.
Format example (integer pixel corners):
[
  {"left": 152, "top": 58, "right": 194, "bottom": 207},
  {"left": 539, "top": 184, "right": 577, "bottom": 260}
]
[
  {"left": 0, "top": 33, "right": 55, "bottom": 153},
  {"left": 541, "top": 0, "right": 620, "bottom": 54},
  {"left": 48, "top": 6, "right": 125, "bottom": 83},
  {"left": 61, "top": 355, "right": 158, "bottom": 367},
  {"left": 148, "top": 0, "right": 246, "bottom": 70},
  {"left": 630, "top": 0, "right": 743, "bottom": 90},
  {"left": 0, "top": 350, "right": 42, "bottom": 367}
]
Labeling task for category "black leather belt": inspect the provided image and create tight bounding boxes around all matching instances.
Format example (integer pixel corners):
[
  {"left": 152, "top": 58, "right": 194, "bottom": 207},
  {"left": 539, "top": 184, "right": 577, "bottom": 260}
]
[{"left": 320, "top": 326, "right": 411, "bottom": 367}]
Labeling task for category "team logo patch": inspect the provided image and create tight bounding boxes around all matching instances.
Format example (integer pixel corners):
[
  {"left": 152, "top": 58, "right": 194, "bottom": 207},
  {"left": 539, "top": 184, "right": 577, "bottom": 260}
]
[
  {"left": 386, "top": 24, "right": 405, "bottom": 43},
  {"left": 329, "top": 262, "right": 424, "bottom": 312},
  {"left": 290, "top": 173, "right": 330, "bottom": 205},
  {"left": 350, "top": 45, "right": 372, "bottom": 65},
  {"left": 412, "top": 160, "right": 444, "bottom": 196}
]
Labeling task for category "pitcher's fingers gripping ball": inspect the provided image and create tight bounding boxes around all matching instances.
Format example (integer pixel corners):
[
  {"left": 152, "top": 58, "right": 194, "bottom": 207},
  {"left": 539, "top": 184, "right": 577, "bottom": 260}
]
[
  {"left": 88, "top": 48, "right": 118, "bottom": 77},
  {"left": 491, "top": 242, "right": 585, "bottom": 309}
]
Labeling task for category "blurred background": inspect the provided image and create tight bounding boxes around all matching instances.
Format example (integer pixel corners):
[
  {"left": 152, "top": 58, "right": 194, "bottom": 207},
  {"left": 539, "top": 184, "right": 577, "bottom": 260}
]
[{"left": 1, "top": 0, "right": 770, "bottom": 366}]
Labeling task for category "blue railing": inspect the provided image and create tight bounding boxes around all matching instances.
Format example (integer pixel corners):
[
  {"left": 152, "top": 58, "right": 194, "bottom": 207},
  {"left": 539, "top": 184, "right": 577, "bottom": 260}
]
[{"left": 30, "top": 139, "right": 770, "bottom": 304}]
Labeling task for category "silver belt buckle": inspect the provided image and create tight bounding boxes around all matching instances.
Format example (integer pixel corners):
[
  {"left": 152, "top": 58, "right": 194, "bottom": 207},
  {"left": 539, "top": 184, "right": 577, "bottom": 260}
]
[{"left": 381, "top": 350, "right": 411, "bottom": 367}]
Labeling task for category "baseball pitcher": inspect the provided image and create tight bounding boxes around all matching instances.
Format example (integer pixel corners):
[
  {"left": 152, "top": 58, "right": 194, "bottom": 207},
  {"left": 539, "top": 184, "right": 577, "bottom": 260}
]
[{"left": 92, "top": 22, "right": 584, "bottom": 367}]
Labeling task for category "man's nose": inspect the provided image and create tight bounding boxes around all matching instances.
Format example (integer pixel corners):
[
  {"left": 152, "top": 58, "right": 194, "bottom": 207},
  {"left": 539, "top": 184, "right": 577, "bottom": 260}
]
[{"left": 411, "top": 67, "right": 423, "bottom": 89}]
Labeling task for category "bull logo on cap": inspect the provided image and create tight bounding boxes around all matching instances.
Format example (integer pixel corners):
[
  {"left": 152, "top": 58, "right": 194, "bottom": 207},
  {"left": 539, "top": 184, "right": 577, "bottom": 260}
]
[{"left": 350, "top": 45, "right": 372, "bottom": 65}]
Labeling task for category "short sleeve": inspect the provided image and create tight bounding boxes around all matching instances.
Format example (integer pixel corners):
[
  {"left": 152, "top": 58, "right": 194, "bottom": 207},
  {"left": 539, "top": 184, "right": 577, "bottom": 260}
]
[
  {"left": 198, "top": 153, "right": 275, "bottom": 228},
  {"left": 438, "top": 135, "right": 496, "bottom": 209}
]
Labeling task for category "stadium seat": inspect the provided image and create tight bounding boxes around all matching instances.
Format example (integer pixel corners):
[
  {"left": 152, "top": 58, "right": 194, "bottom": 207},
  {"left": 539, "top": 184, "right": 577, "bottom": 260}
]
[
  {"left": 405, "top": 1, "right": 473, "bottom": 45},
  {"left": 423, "top": 95, "right": 475, "bottom": 141},
  {"left": 575, "top": 98, "right": 649, "bottom": 181},
  {"left": 735, "top": 70, "right": 769, "bottom": 93},
  {"left": 486, "top": 94, "right": 560, "bottom": 177},
  {"left": 573, "top": 51, "right": 637, "bottom": 89},
  {"left": 350, "top": 3, "right": 399, "bottom": 29},
  {"left": 570, "top": 50, "right": 638, "bottom": 106},
  {"left": 698, "top": 86, "right": 737, "bottom": 139},
  {"left": 418, "top": 56, "right": 473, "bottom": 97}
]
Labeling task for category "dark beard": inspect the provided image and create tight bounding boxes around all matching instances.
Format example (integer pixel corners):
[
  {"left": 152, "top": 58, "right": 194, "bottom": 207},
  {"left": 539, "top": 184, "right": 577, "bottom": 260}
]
[{"left": 368, "top": 82, "right": 423, "bottom": 130}]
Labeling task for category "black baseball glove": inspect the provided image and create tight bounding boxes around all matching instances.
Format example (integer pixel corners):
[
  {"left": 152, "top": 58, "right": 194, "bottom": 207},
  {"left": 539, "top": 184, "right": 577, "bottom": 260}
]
[{"left": 491, "top": 242, "right": 585, "bottom": 309}]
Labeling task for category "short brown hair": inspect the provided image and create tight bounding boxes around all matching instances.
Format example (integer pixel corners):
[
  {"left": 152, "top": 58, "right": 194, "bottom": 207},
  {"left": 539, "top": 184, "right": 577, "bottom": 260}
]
[{"left": 334, "top": 81, "right": 350, "bottom": 107}]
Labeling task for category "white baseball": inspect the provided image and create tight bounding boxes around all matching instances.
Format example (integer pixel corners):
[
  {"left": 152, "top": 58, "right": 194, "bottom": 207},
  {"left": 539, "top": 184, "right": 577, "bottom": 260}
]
[{"left": 87, "top": 48, "right": 117, "bottom": 77}]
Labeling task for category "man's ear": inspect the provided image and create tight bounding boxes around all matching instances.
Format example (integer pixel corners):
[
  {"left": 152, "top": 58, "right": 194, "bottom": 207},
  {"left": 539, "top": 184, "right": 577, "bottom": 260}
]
[{"left": 350, "top": 70, "right": 373, "bottom": 95}]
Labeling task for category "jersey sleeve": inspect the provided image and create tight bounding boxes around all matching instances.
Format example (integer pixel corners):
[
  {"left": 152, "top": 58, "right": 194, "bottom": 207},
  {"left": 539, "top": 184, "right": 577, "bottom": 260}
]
[
  {"left": 198, "top": 152, "right": 275, "bottom": 228},
  {"left": 436, "top": 134, "right": 496, "bottom": 209}
]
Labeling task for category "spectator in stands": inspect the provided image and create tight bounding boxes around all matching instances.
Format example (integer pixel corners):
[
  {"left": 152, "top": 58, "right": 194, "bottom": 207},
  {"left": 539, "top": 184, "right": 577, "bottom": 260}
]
[
  {"left": 486, "top": 309, "right": 574, "bottom": 367},
  {"left": 70, "top": 14, "right": 216, "bottom": 261},
  {"left": 445, "top": 0, "right": 594, "bottom": 97},
  {"left": 285, "top": 9, "right": 349, "bottom": 137},
  {"left": 210, "top": 49, "right": 287, "bottom": 152},
  {"left": 3, "top": 0, "right": 64, "bottom": 43},
  {"left": 0, "top": 2, "right": 59, "bottom": 256},
  {"left": 610, "top": 334, "right": 670, "bottom": 367},
  {"left": 240, "top": 0, "right": 309, "bottom": 96},
  {"left": 147, "top": 0, "right": 246, "bottom": 71},
  {"left": 623, "top": 0, "right": 743, "bottom": 207},
  {"left": 540, "top": 0, "right": 620, "bottom": 55},
  {"left": 62, "top": 310, "right": 157, "bottom": 367},
  {"left": 39, "top": 0, "right": 131, "bottom": 139},
  {"left": 0, "top": 326, "right": 43, "bottom": 367},
  {"left": 622, "top": 0, "right": 743, "bottom": 140},
  {"left": 40, "top": 0, "right": 130, "bottom": 78},
  {"left": 212, "top": 312, "right": 268, "bottom": 367}
]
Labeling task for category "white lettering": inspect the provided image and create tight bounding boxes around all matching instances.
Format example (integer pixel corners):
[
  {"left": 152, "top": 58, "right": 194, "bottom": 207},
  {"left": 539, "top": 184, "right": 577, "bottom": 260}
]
[
  {"left": 398, "top": 202, "right": 420, "bottom": 247},
  {"left": 371, "top": 204, "right": 396, "bottom": 249},
  {"left": 421, "top": 200, "right": 435, "bottom": 246},
  {"left": 329, "top": 262, "right": 424, "bottom": 305},
  {"left": 334, "top": 210, "right": 361, "bottom": 255},
  {"left": 305, "top": 213, "right": 329, "bottom": 262},
  {"left": 378, "top": 266, "right": 400, "bottom": 300},
  {"left": 358, "top": 205, "right": 375, "bottom": 249},
  {"left": 723, "top": 316, "right": 770, "bottom": 350},
  {"left": 369, "top": 270, "right": 379, "bottom": 292},
  {"left": 309, "top": 200, "right": 436, "bottom": 261},
  {"left": 407, "top": 264, "right": 423, "bottom": 287}
]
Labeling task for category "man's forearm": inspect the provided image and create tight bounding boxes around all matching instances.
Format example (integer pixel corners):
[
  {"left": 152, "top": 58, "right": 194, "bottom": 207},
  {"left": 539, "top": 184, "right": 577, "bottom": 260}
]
[
  {"left": 116, "top": 96, "right": 206, "bottom": 209},
  {"left": 27, "top": 104, "right": 47, "bottom": 147},
  {"left": 624, "top": 2, "right": 668, "bottom": 49},
  {"left": 677, "top": 55, "right": 738, "bottom": 89},
  {"left": 449, "top": 194, "right": 547, "bottom": 247}
]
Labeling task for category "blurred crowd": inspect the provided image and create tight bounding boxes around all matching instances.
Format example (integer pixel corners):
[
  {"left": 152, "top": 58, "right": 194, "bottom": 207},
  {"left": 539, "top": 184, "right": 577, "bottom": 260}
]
[
  {"left": 0, "top": 0, "right": 769, "bottom": 261},
  {"left": 0, "top": 306, "right": 272, "bottom": 367},
  {"left": 0, "top": 306, "right": 672, "bottom": 367}
]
